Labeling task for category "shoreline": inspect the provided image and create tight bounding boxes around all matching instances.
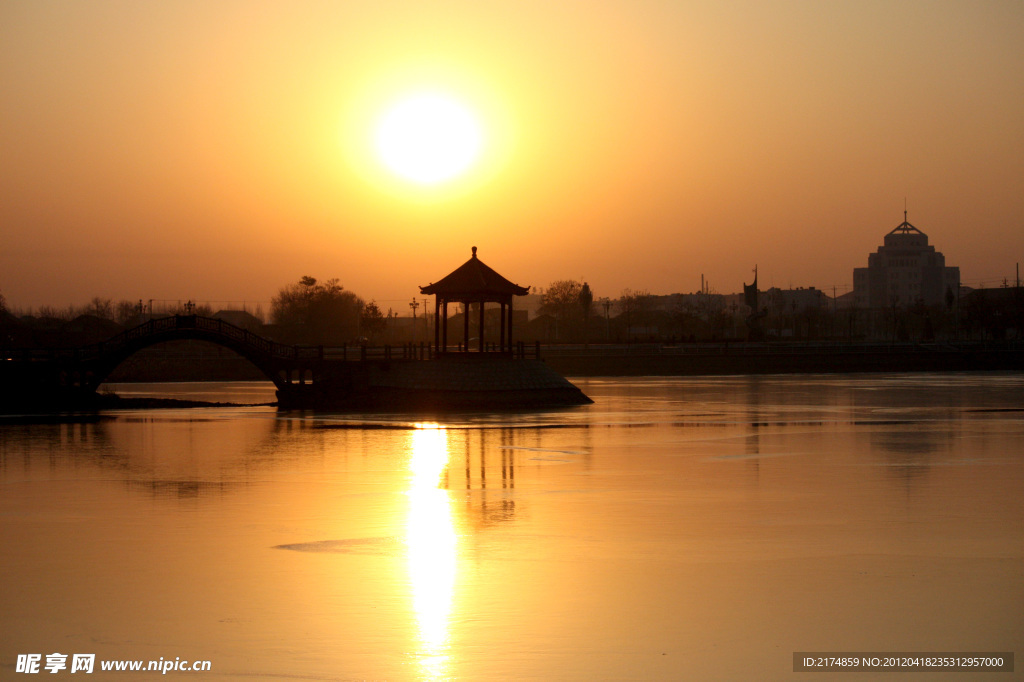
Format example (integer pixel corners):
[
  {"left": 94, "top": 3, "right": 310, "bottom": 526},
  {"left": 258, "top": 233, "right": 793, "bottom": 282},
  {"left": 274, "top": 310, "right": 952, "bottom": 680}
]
[
  {"left": 0, "top": 395, "right": 277, "bottom": 421},
  {"left": 96, "top": 395, "right": 278, "bottom": 410},
  {"left": 541, "top": 344, "right": 1024, "bottom": 376}
]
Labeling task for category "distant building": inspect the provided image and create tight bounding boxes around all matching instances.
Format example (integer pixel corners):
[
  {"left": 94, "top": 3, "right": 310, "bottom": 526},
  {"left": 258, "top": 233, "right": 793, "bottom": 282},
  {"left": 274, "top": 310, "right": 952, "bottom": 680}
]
[
  {"left": 960, "top": 286, "right": 1024, "bottom": 340},
  {"left": 853, "top": 212, "right": 959, "bottom": 309},
  {"left": 765, "top": 287, "right": 828, "bottom": 313},
  {"left": 213, "top": 309, "right": 263, "bottom": 331},
  {"left": 833, "top": 290, "right": 857, "bottom": 309},
  {"left": 518, "top": 292, "right": 545, "bottom": 319}
]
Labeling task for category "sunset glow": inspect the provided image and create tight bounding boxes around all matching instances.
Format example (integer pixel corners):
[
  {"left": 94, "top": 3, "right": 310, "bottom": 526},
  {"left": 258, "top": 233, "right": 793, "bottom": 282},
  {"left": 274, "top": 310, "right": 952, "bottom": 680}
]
[
  {"left": 0, "top": 1, "right": 1021, "bottom": 311},
  {"left": 375, "top": 93, "right": 483, "bottom": 185}
]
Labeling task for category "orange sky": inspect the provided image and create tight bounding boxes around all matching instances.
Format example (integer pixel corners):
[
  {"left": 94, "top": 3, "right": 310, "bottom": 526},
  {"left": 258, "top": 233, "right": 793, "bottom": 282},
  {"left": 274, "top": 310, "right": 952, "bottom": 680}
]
[{"left": 2, "top": 0, "right": 1022, "bottom": 312}]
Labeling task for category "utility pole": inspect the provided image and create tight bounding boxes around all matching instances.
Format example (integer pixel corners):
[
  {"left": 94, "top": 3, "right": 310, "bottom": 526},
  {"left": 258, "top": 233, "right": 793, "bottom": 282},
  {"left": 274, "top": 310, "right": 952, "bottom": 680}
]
[{"left": 409, "top": 298, "right": 419, "bottom": 343}]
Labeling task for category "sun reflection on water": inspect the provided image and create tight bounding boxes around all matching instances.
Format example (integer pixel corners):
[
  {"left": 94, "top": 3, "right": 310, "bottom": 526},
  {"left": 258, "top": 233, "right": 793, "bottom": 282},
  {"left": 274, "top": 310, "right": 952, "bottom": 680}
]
[{"left": 405, "top": 423, "right": 457, "bottom": 679}]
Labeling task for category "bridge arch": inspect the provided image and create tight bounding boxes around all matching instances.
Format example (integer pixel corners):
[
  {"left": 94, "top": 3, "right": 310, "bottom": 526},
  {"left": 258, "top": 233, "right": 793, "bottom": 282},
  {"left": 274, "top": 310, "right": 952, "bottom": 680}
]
[{"left": 82, "top": 316, "right": 322, "bottom": 392}]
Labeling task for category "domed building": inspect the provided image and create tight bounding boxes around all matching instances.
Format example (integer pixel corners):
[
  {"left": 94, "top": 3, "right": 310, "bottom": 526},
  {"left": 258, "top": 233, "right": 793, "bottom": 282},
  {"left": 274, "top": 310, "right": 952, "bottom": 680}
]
[{"left": 853, "top": 212, "right": 960, "bottom": 309}]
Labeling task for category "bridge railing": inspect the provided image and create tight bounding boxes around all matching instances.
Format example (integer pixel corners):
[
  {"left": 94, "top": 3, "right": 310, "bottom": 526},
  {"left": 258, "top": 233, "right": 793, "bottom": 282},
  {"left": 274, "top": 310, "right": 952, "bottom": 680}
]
[
  {"left": 312, "top": 342, "right": 541, "bottom": 361},
  {"left": 1, "top": 316, "right": 332, "bottom": 365},
  {"left": 33, "top": 316, "right": 326, "bottom": 364}
]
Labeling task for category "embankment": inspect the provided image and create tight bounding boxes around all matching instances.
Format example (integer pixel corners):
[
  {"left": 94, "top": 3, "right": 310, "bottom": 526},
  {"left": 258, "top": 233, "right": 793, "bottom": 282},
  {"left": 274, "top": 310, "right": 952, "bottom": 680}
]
[{"left": 541, "top": 343, "right": 1024, "bottom": 377}]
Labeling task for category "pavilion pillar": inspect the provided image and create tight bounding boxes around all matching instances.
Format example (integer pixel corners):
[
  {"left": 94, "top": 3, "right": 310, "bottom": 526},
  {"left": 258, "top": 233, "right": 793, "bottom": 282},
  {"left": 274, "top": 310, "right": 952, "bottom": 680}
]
[
  {"left": 508, "top": 298, "right": 514, "bottom": 353},
  {"left": 434, "top": 297, "right": 441, "bottom": 353},
  {"left": 442, "top": 300, "right": 449, "bottom": 351},
  {"left": 499, "top": 302, "right": 506, "bottom": 353},
  {"left": 463, "top": 301, "right": 470, "bottom": 352},
  {"left": 478, "top": 299, "right": 485, "bottom": 352}
]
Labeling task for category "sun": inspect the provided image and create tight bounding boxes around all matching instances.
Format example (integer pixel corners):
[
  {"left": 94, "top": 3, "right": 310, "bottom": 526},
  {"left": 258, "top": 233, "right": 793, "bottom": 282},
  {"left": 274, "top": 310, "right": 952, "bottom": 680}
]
[{"left": 374, "top": 93, "right": 483, "bottom": 185}]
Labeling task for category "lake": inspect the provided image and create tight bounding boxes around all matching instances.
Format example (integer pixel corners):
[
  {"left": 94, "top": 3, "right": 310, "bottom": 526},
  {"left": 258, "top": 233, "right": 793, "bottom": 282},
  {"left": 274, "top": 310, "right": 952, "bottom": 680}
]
[{"left": 1, "top": 374, "right": 1021, "bottom": 680}]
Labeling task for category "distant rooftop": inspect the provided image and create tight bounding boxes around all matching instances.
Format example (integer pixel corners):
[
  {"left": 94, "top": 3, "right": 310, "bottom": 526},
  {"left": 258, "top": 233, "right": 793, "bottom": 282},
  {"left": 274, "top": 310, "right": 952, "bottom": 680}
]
[{"left": 887, "top": 210, "right": 926, "bottom": 236}]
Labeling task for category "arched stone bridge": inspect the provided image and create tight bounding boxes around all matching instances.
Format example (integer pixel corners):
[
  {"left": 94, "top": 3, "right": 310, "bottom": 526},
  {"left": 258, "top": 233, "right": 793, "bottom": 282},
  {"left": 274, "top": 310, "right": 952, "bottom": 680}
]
[
  {"left": 2, "top": 315, "right": 585, "bottom": 411},
  {"left": 6, "top": 315, "right": 324, "bottom": 395}
]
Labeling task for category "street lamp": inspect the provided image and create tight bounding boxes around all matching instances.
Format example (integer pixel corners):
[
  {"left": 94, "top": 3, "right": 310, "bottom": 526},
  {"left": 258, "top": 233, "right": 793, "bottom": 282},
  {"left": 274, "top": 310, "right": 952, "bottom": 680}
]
[{"left": 409, "top": 298, "right": 419, "bottom": 343}]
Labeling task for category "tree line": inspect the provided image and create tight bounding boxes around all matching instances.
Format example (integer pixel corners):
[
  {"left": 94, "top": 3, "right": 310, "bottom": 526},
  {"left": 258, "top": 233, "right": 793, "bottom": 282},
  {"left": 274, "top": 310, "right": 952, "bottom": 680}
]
[
  {"left": 536, "top": 279, "right": 661, "bottom": 342},
  {"left": 5, "top": 297, "right": 182, "bottom": 326},
  {"left": 0, "top": 276, "right": 391, "bottom": 347},
  {"left": 267, "top": 275, "right": 388, "bottom": 345},
  {"left": 533, "top": 278, "right": 1024, "bottom": 343},
  {"left": 5, "top": 274, "right": 1020, "bottom": 347},
  {"left": 2, "top": 276, "right": 666, "bottom": 345}
]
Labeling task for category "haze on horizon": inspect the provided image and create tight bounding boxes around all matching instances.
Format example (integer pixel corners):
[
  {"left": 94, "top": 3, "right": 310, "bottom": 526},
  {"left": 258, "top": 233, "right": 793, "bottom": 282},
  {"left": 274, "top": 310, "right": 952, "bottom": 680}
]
[{"left": 2, "top": 0, "right": 1022, "bottom": 312}]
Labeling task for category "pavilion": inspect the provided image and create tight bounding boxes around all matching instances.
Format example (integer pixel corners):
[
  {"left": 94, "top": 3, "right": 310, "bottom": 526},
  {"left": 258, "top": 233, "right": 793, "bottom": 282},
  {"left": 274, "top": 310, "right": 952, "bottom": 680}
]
[{"left": 420, "top": 246, "right": 529, "bottom": 355}]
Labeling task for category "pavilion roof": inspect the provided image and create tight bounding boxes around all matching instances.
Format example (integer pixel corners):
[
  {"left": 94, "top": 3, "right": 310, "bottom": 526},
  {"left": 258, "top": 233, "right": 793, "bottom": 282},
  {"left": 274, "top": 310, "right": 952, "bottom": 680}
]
[{"left": 420, "top": 247, "right": 530, "bottom": 299}]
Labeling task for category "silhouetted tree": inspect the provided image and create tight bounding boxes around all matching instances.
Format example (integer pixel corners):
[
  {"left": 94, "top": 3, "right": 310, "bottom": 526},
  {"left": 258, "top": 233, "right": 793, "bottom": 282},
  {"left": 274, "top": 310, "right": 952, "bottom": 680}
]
[
  {"left": 360, "top": 300, "right": 387, "bottom": 341},
  {"left": 619, "top": 288, "right": 653, "bottom": 340},
  {"left": 845, "top": 301, "right": 861, "bottom": 339},
  {"left": 84, "top": 297, "right": 114, "bottom": 320},
  {"left": 540, "top": 279, "right": 587, "bottom": 341},
  {"left": 116, "top": 300, "right": 141, "bottom": 326},
  {"left": 579, "top": 282, "right": 593, "bottom": 343},
  {"left": 540, "top": 280, "right": 582, "bottom": 316},
  {"left": 36, "top": 305, "right": 63, "bottom": 320},
  {"left": 271, "top": 276, "right": 364, "bottom": 344}
]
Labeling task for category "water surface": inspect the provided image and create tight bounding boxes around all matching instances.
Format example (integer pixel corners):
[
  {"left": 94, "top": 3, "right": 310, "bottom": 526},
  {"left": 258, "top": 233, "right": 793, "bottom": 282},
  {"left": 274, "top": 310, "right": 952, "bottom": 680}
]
[{"left": 2, "top": 374, "right": 1021, "bottom": 680}]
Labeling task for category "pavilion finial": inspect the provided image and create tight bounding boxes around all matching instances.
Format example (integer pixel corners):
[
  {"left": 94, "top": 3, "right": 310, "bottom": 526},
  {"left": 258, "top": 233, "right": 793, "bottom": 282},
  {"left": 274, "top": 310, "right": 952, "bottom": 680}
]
[{"left": 471, "top": 246, "right": 477, "bottom": 258}]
